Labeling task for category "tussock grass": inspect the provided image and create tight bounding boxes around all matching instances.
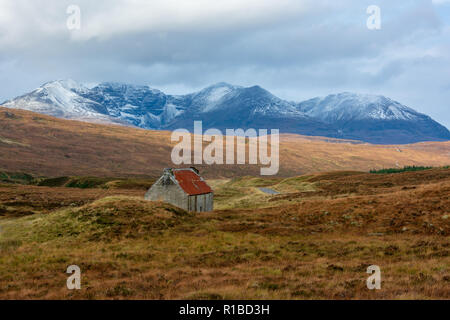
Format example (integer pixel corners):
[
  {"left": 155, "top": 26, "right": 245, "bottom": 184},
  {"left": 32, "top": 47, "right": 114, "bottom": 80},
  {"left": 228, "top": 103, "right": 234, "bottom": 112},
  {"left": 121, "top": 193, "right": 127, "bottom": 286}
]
[
  {"left": 0, "top": 196, "right": 190, "bottom": 243},
  {"left": 211, "top": 176, "right": 317, "bottom": 210},
  {"left": 0, "top": 168, "right": 449, "bottom": 299}
]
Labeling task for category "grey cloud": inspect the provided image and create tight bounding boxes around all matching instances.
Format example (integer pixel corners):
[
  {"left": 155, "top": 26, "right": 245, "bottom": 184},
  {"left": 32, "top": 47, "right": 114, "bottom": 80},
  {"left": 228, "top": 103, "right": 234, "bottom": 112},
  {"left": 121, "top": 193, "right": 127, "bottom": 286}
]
[{"left": 0, "top": 0, "right": 449, "bottom": 128}]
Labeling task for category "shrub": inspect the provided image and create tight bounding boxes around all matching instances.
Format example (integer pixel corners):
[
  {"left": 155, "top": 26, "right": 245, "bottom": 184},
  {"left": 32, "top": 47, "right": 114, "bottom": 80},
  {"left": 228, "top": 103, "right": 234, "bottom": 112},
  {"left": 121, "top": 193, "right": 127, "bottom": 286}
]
[{"left": 369, "top": 166, "right": 433, "bottom": 174}]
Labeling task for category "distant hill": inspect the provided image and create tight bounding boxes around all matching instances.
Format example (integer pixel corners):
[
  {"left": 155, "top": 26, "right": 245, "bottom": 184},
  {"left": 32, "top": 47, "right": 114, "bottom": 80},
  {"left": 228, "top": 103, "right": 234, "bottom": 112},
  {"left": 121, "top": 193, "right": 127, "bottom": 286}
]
[
  {"left": 297, "top": 92, "right": 450, "bottom": 144},
  {"left": 3, "top": 80, "right": 449, "bottom": 144},
  {"left": 0, "top": 107, "right": 449, "bottom": 178}
]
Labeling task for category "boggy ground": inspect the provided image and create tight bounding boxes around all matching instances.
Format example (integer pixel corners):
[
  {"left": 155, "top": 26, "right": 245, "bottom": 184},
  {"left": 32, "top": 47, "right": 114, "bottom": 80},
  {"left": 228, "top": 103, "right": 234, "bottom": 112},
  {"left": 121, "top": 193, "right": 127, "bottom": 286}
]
[{"left": 0, "top": 168, "right": 449, "bottom": 299}]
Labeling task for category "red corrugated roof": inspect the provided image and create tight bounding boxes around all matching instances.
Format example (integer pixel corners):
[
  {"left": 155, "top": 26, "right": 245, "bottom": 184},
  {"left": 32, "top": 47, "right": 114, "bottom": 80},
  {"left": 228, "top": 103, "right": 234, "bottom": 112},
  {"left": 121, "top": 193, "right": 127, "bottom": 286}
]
[{"left": 173, "top": 169, "right": 213, "bottom": 195}]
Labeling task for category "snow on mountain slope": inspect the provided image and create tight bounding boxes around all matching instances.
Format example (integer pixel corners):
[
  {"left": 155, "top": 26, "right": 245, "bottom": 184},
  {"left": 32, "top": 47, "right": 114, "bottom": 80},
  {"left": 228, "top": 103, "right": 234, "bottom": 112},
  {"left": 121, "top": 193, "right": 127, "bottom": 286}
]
[
  {"left": 240, "top": 85, "right": 306, "bottom": 118},
  {"left": 162, "top": 84, "right": 330, "bottom": 137},
  {"left": 188, "top": 82, "right": 241, "bottom": 113},
  {"left": 297, "top": 92, "right": 450, "bottom": 144},
  {"left": 298, "top": 92, "right": 422, "bottom": 123},
  {"left": 1, "top": 80, "right": 118, "bottom": 124},
  {"left": 79, "top": 82, "right": 188, "bottom": 128},
  {"left": 2, "top": 80, "right": 449, "bottom": 144}
]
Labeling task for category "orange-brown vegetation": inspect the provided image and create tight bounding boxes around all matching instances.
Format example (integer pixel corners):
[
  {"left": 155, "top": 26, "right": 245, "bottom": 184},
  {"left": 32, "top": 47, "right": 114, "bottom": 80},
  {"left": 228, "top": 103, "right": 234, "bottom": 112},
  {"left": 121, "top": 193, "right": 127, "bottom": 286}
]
[
  {"left": 1, "top": 107, "right": 449, "bottom": 178},
  {"left": 0, "top": 107, "right": 449, "bottom": 299},
  {"left": 0, "top": 184, "right": 142, "bottom": 217},
  {"left": 0, "top": 168, "right": 448, "bottom": 299}
]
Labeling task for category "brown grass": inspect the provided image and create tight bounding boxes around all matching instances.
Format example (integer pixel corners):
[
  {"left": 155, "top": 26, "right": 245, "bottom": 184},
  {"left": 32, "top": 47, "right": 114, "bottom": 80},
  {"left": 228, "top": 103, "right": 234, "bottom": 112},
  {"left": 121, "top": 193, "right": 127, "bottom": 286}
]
[
  {"left": 0, "top": 184, "right": 144, "bottom": 217},
  {"left": 1, "top": 107, "right": 449, "bottom": 178},
  {"left": 0, "top": 168, "right": 449, "bottom": 299}
]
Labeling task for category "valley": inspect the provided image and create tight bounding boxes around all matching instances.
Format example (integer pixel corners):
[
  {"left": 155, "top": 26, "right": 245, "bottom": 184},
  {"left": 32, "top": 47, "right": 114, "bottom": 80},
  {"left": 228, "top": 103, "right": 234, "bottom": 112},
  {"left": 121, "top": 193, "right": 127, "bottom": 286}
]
[
  {"left": 0, "top": 107, "right": 448, "bottom": 299},
  {"left": 2, "top": 0, "right": 449, "bottom": 304},
  {"left": 0, "top": 167, "right": 448, "bottom": 299}
]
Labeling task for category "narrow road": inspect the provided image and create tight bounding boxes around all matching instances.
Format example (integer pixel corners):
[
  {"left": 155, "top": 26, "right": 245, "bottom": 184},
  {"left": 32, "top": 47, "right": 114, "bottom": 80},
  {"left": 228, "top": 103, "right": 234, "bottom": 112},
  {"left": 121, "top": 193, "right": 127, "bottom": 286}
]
[{"left": 258, "top": 187, "right": 280, "bottom": 195}]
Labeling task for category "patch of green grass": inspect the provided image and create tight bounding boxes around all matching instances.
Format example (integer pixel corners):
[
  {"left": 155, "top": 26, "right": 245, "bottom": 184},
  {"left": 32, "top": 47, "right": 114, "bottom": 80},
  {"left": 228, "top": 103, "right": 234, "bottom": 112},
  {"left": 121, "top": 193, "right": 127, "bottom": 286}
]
[
  {"left": 370, "top": 166, "right": 433, "bottom": 174},
  {"left": 185, "top": 292, "right": 223, "bottom": 300},
  {"left": 65, "top": 177, "right": 114, "bottom": 189},
  {"left": 274, "top": 176, "right": 316, "bottom": 193},
  {"left": 224, "top": 176, "right": 280, "bottom": 188},
  {"left": 0, "top": 196, "right": 191, "bottom": 243},
  {"left": 104, "top": 179, "right": 154, "bottom": 190},
  {"left": 37, "top": 176, "right": 154, "bottom": 190},
  {"left": 37, "top": 176, "right": 70, "bottom": 187},
  {"left": 211, "top": 175, "right": 317, "bottom": 209},
  {"left": 0, "top": 171, "right": 35, "bottom": 184},
  {"left": 0, "top": 169, "right": 154, "bottom": 190}
]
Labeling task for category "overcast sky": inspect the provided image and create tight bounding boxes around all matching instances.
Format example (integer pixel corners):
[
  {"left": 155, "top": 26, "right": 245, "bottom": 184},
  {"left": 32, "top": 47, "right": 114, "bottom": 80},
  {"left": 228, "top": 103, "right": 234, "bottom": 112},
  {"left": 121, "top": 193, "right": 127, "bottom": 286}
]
[{"left": 0, "top": 0, "right": 449, "bottom": 127}]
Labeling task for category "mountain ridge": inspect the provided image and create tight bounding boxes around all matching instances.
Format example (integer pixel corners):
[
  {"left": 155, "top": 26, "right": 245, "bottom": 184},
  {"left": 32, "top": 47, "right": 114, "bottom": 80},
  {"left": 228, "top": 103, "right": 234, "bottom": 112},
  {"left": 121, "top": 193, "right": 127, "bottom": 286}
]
[{"left": 2, "top": 79, "right": 449, "bottom": 144}]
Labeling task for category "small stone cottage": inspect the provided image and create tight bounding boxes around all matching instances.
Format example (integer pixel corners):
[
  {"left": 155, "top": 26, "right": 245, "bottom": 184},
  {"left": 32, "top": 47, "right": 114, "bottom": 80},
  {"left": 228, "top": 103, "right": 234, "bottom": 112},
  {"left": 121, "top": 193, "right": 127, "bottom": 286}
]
[{"left": 145, "top": 167, "right": 213, "bottom": 212}]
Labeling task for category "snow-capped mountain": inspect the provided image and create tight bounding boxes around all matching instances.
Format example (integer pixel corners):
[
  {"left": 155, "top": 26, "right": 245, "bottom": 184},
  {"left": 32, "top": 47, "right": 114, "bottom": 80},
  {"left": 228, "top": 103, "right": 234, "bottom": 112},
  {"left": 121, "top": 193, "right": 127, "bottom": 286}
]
[
  {"left": 162, "top": 84, "right": 330, "bottom": 136},
  {"left": 297, "top": 92, "right": 450, "bottom": 143},
  {"left": 186, "top": 82, "right": 241, "bottom": 113},
  {"left": 78, "top": 82, "right": 173, "bottom": 129},
  {"left": 1, "top": 80, "right": 121, "bottom": 124},
  {"left": 298, "top": 92, "right": 422, "bottom": 122},
  {"left": 2, "top": 80, "right": 449, "bottom": 144}
]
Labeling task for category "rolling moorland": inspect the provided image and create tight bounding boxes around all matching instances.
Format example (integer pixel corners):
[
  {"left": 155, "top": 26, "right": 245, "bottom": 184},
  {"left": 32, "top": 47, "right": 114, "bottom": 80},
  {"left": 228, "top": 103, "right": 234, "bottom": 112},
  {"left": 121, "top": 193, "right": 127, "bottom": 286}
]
[
  {"left": 1, "top": 107, "right": 450, "bottom": 178},
  {"left": 0, "top": 107, "right": 449, "bottom": 299},
  {"left": 0, "top": 168, "right": 449, "bottom": 299}
]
